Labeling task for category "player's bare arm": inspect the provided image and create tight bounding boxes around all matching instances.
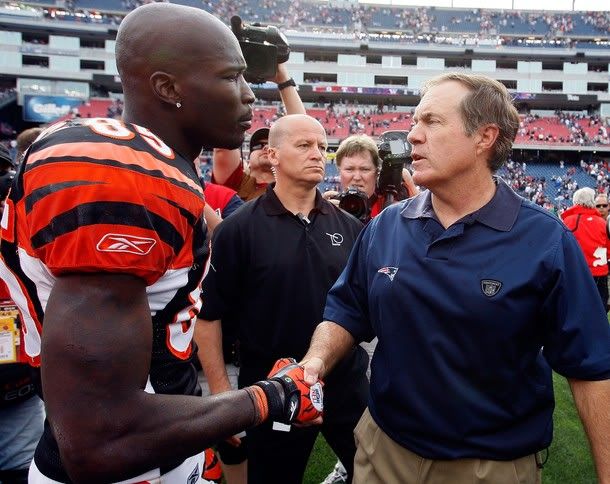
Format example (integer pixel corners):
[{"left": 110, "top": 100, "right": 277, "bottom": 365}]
[{"left": 42, "top": 273, "right": 262, "bottom": 483}]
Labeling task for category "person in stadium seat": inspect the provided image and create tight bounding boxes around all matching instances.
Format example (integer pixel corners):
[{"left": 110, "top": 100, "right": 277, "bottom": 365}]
[
  {"left": 561, "top": 187, "right": 610, "bottom": 311},
  {"left": 199, "top": 114, "right": 369, "bottom": 484},
  {"left": 301, "top": 72, "right": 610, "bottom": 484},
  {"left": 212, "top": 62, "right": 306, "bottom": 201},
  {"left": 0, "top": 4, "right": 321, "bottom": 483},
  {"left": 0, "top": 144, "right": 43, "bottom": 484}
]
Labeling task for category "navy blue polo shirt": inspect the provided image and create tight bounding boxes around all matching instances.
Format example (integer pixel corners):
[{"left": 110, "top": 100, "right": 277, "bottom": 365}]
[
  {"left": 200, "top": 184, "right": 363, "bottom": 371},
  {"left": 324, "top": 178, "right": 610, "bottom": 460}
]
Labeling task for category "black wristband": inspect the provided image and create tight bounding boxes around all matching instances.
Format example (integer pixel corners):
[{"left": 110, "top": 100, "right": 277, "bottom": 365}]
[
  {"left": 254, "top": 376, "right": 300, "bottom": 423},
  {"left": 253, "top": 380, "right": 284, "bottom": 421},
  {"left": 277, "top": 78, "right": 296, "bottom": 91}
]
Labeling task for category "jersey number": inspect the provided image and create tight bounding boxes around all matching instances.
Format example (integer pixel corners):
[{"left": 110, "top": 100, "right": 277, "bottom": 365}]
[
  {"left": 85, "top": 118, "right": 175, "bottom": 159},
  {"left": 593, "top": 247, "right": 607, "bottom": 267}
]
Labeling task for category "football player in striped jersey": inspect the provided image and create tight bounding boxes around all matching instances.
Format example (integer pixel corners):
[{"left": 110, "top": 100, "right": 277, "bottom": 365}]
[{"left": 0, "top": 4, "right": 320, "bottom": 483}]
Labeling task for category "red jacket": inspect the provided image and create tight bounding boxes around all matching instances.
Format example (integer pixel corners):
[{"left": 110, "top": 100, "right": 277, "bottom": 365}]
[{"left": 561, "top": 205, "right": 610, "bottom": 277}]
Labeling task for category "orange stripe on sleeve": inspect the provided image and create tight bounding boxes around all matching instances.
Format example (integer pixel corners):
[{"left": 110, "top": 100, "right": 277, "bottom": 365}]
[{"left": 27, "top": 141, "right": 202, "bottom": 193}]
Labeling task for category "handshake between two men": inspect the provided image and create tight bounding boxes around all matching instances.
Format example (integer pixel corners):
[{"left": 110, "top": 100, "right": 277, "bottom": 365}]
[{"left": 248, "top": 357, "right": 324, "bottom": 426}]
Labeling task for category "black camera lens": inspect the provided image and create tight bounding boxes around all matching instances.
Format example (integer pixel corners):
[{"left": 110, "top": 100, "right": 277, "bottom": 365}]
[{"left": 338, "top": 187, "right": 370, "bottom": 223}]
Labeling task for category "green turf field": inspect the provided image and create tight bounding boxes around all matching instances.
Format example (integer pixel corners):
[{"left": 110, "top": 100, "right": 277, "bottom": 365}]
[{"left": 303, "top": 373, "right": 597, "bottom": 484}]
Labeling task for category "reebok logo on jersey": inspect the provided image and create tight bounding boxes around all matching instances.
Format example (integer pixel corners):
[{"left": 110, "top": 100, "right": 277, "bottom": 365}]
[
  {"left": 96, "top": 233, "right": 157, "bottom": 255},
  {"left": 378, "top": 267, "right": 398, "bottom": 281},
  {"left": 481, "top": 279, "right": 502, "bottom": 297}
]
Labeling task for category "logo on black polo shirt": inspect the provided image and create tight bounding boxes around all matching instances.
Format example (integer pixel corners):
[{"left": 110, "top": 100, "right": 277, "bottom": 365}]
[
  {"left": 481, "top": 279, "right": 502, "bottom": 297},
  {"left": 326, "top": 232, "right": 344, "bottom": 246}
]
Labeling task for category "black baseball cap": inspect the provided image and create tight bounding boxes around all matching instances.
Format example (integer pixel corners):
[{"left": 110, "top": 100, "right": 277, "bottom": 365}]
[{"left": 249, "top": 127, "right": 270, "bottom": 152}]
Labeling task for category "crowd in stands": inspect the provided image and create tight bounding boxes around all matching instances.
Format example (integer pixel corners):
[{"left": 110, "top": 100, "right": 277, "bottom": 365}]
[
  {"left": 497, "top": 156, "right": 610, "bottom": 214},
  {"left": 518, "top": 112, "right": 610, "bottom": 146},
  {"left": 3, "top": 2, "right": 610, "bottom": 48},
  {"left": 246, "top": 102, "right": 610, "bottom": 147}
]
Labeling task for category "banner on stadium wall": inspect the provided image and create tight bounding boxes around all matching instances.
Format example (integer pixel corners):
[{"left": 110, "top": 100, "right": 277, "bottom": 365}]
[
  {"left": 312, "top": 85, "right": 419, "bottom": 96},
  {"left": 23, "top": 95, "right": 82, "bottom": 122}
]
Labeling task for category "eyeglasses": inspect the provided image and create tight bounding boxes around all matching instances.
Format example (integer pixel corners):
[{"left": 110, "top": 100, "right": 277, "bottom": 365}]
[
  {"left": 250, "top": 142, "right": 268, "bottom": 152},
  {"left": 596, "top": 204, "right": 608, "bottom": 208}
]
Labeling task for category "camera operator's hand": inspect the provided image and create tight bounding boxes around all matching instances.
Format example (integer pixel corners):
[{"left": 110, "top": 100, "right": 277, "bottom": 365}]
[
  {"left": 269, "top": 62, "right": 290, "bottom": 85},
  {"left": 322, "top": 190, "right": 340, "bottom": 207},
  {"left": 402, "top": 168, "right": 419, "bottom": 198}
]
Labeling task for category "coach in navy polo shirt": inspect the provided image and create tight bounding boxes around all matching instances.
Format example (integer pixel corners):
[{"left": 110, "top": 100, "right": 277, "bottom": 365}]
[
  {"left": 302, "top": 73, "right": 610, "bottom": 484},
  {"left": 200, "top": 114, "right": 369, "bottom": 484}
]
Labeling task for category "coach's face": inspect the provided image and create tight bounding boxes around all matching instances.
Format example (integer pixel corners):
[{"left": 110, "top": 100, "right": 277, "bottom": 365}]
[{"left": 407, "top": 81, "right": 482, "bottom": 190}]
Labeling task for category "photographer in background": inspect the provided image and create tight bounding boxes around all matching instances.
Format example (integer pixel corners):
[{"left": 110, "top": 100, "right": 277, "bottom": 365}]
[{"left": 323, "top": 134, "right": 418, "bottom": 223}]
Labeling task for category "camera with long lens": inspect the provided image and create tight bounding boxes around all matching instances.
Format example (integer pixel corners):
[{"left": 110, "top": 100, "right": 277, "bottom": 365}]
[
  {"left": 230, "top": 16, "right": 290, "bottom": 84},
  {"left": 377, "top": 131, "right": 412, "bottom": 208},
  {"left": 338, "top": 187, "right": 370, "bottom": 224}
]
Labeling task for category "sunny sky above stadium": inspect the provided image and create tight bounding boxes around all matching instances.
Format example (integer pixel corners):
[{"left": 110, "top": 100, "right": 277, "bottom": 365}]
[{"left": 356, "top": 0, "right": 608, "bottom": 11}]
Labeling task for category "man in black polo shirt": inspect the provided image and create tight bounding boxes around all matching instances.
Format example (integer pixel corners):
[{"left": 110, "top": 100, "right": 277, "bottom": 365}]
[{"left": 199, "top": 114, "right": 369, "bottom": 484}]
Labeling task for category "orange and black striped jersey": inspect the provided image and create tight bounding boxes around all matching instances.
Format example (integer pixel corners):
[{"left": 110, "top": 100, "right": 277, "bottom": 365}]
[
  {"left": 0, "top": 117, "right": 207, "bottom": 376},
  {"left": 0, "top": 117, "right": 208, "bottom": 480}
]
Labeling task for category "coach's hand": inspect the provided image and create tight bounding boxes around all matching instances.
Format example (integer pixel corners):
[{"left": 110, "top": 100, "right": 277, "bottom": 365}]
[{"left": 302, "top": 357, "right": 325, "bottom": 386}]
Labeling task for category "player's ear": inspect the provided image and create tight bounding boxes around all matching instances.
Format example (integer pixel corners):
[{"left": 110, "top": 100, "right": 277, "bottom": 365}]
[{"left": 150, "top": 71, "right": 180, "bottom": 106}]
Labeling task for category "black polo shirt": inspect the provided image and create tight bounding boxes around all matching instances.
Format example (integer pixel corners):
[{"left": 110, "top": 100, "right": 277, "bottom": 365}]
[{"left": 200, "top": 184, "right": 363, "bottom": 371}]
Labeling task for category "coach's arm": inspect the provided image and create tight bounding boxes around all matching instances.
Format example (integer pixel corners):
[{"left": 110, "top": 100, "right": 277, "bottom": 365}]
[
  {"left": 42, "top": 273, "right": 261, "bottom": 483},
  {"left": 301, "top": 320, "right": 356, "bottom": 384},
  {"left": 569, "top": 378, "right": 610, "bottom": 483}
]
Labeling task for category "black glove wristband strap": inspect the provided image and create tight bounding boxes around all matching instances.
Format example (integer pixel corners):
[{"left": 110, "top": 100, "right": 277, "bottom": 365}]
[{"left": 253, "top": 380, "right": 285, "bottom": 421}]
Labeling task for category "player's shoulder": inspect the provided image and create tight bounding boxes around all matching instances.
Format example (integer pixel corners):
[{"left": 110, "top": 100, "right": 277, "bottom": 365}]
[
  {"left": 24, "top": 118, "right": 201, "bottom": 194},
  {"left": 27, "top": 117, "right": 180, "bottom": 167}
]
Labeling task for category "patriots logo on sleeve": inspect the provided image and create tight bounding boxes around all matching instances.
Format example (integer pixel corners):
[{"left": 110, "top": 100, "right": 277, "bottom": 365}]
[{"left": 377, "top": 266, "right": 398, "bottom": 281}]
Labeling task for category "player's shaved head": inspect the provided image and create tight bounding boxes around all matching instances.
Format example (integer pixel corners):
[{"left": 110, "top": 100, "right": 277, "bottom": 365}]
[
  {"left": 116, "top": 3, "right": 239, "bottom": 93},
  {"left": 113, "top": 3, "right": 253, "bottom": 160},
  {"left": 269, "top": 114, "right": 326, "bottom": 147}
]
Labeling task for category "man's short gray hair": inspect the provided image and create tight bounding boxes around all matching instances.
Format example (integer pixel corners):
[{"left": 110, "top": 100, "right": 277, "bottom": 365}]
[{"left": 572, "top": 187, "right": 596, "bottom": 208}]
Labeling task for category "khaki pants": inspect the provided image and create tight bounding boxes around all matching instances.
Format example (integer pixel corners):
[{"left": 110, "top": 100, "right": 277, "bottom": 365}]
[{"left": 353, "top": 408, "right": 542, "bottom": 484}]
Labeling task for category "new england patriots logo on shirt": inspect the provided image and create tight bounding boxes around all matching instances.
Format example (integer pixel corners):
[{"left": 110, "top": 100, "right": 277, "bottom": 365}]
[{"left": 378, "top": 267, "right": 398, "bottom": 281}]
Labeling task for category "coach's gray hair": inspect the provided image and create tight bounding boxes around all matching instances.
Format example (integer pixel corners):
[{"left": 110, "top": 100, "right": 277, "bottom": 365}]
[{"left": 572, "top": 187, "right": 596, "bottom": 208}]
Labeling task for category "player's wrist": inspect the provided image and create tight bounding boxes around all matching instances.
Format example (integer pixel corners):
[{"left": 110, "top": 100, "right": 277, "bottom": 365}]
[
  {"left": 245, "top": 380, "right": 286, "bottom": 425},
  {"left": 252, "top": 379, "right": 288, "bottom": 422}
]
